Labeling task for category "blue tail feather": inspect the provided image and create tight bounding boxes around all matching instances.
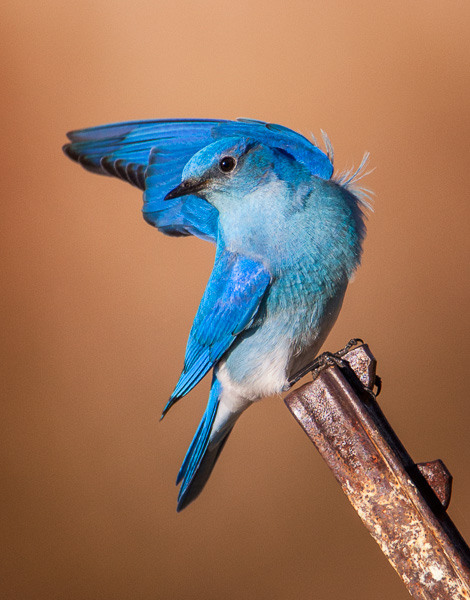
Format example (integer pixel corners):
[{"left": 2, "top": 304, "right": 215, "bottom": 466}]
[
  {"left": 176, "top": 415, "right": 206, "bottom": 485},
  {"left": 176, "top": 378, "right": 234, "bottom": 512}
]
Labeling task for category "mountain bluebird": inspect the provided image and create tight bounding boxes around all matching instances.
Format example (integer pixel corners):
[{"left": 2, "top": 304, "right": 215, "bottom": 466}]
[{"left": 64, "top": 118, "right": 369, "bottom": 511}]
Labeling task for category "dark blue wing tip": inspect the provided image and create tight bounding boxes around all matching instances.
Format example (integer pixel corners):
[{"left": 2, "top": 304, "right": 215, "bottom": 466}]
[
  {"left": 62, "top": 143, "right": 73, "bottom": 157},
  {"left": 160, "top": 389, "right": 185, "bottom": 421},
  {"left": 160, "top": 397, "right": 175, "bottom": 421}
]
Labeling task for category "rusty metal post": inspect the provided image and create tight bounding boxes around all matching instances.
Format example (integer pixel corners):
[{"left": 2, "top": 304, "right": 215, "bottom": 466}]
[{"left": 285, "top": 344, "right": 470, "bottom": 599}]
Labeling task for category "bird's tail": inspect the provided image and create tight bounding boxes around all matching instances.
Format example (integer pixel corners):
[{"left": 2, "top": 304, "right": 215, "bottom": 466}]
[{"left": 176, "top": 377, "right": 239, "bottom": 512}]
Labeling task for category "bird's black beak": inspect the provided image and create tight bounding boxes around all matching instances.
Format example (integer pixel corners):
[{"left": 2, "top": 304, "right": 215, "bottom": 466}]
[{"left": 164, "top": 178, "right": 207, "bottom": 201}]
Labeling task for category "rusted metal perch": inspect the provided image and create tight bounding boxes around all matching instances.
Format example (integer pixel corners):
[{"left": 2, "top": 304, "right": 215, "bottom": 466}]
[{"left": 284, "top": 343, "right": 470, "bottom": 599}]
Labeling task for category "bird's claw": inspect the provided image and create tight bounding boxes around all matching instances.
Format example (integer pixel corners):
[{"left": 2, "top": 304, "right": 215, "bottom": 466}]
[
  {"left": 333, "top": 337, "right": 364, "bottom": 358},
  {"left": 288, "top": 338, "right": 364, "bottom": 386}
]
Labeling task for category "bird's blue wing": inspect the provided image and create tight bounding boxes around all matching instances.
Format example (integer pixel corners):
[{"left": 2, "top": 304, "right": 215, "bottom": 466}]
[
  {"left": 64, "top": 119, "right": 223, "bottom": 241},
  {"left": 161, "top": 250, "right": 271, "bottom": 418},
  {"left": 63, "top": 119, "right": 333, "bottom": 241}
]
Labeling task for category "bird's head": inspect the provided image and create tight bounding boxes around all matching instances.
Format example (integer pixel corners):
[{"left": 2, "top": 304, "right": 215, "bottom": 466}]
[{"left": 164, "top": 137, "right": 274, "bottom": 208}]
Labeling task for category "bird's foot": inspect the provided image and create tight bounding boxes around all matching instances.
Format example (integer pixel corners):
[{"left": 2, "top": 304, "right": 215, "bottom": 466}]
[{"left": 288, "top": 338, "right": 364, "bottom": 386}]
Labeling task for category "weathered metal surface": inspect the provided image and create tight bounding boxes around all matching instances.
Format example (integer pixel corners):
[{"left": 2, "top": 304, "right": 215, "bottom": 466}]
[
  {"left": 285, "top": 344, "right": 470, "bottom": 600},
  {"left": 417, "top": 460, "right": 453, "bottom": 510}
]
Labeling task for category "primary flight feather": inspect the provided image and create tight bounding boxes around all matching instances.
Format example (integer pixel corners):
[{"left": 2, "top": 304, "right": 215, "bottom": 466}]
[{"left": 63, "top": 118, "right": 368, "bottom": 511}]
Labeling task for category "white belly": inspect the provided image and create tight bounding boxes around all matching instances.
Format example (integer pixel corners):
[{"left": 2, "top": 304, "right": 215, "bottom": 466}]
[{"left": 214, "top": 282, "right": 347, "bottom": 418}]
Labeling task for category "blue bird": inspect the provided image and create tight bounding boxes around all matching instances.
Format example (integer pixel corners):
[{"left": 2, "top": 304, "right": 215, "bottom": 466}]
[{"left": 63, "top": 118, "right": 370, "bottom": 511}]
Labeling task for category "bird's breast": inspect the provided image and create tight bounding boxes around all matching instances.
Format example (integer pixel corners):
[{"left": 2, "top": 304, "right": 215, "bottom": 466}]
[{"left": 221, "top": 273, "right": 347, "bottom": 400}]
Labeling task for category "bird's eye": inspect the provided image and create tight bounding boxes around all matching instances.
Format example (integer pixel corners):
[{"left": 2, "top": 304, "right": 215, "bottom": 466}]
[{"left": 219, "top": 156, "right": 236, "bottom": 173}]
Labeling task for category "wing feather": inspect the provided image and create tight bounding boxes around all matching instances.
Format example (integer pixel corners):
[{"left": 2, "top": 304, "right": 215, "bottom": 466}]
[{"left": 160, "top": 251, "right": 271, "bottom": 418}]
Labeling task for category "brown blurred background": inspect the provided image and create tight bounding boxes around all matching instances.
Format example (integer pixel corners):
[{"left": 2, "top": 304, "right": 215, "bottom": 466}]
[{"left": 2, "top": 1, "right": 470, "bottom": 598}]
